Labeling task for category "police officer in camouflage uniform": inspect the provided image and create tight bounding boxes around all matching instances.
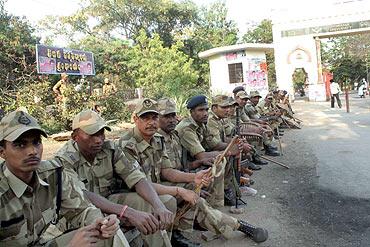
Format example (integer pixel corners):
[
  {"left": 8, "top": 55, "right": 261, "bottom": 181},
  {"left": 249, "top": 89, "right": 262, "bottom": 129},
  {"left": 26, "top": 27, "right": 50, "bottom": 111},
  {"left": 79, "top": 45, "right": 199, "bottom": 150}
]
[
  {"left": 207, "top": 95, "right": 256, "bottom": 204},
  {"left": 117, "top": 98, "right": 205, "bottom": 247},
  {"left": 244, "top": 91, "right": 280, "bottom": 156},
  {"left": 53, "top": 73, "right": 69, "bottom": 106},
  {"left": 175, "top": 95, "right": 240, "bottom": 208},
  {"left": 53, "top": 109, "right": 174, "bottom": 247},
  {"left": 157, "top": 98, "right": 269, "bottom": 244},
  {"left": 256, "top": 93, "right": 283, "bottom": 135},
  {"left": 0, "top": 110, "right": 121, "bottom": 246},
  {"left": 102, "top": 78, "right": 117, "bottom": 96},
  {"left": 231, "top": 91, "right": 278, "bottom": 160}
]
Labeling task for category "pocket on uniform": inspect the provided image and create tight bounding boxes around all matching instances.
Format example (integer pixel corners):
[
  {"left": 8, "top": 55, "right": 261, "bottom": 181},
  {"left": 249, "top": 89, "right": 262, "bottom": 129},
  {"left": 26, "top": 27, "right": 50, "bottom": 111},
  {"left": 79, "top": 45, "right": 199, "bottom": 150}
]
[
  {"left": 0, "top": 216, "right": 26, "bottom": 241},
  {"left": 42, "top": 208, "right": 56, "bottom": 225},
  {"left": 94, "top": 164, "right": 113, "bottom": 193}
]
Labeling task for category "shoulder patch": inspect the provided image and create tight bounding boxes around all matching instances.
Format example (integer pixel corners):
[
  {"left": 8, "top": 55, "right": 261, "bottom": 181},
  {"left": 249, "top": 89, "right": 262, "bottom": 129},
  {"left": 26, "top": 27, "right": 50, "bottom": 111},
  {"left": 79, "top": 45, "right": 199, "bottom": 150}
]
[
  {"left": 38, "top": 160, "right": 61, "bottom": 172},
  {"left": 119, "top": 138, "right": 136, "bottom": 151},
  {"left": 103, "top": 140, "right": 115, "bottom": 150}
]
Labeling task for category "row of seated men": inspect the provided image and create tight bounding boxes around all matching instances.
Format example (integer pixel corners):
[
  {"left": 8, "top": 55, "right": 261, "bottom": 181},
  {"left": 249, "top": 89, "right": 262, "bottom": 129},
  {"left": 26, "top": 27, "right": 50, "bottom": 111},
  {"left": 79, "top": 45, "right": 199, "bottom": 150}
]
[{"left": 0, "top": 85, "right": 300, "bottom": 246}]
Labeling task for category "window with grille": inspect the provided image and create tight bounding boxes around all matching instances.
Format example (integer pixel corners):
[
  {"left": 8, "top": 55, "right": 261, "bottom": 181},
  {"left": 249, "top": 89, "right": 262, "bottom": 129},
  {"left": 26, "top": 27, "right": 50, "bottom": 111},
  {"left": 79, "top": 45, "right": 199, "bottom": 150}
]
[{"left": 228, "top": 63, "right": 243, "bottom": 84}]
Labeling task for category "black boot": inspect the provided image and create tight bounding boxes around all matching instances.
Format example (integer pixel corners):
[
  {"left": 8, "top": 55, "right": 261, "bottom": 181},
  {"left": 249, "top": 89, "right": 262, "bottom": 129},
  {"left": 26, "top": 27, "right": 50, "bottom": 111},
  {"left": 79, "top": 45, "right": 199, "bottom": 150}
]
[
  {"left": 269, "top": 145, "right": 278, "bottom": 151},
  {"left": 274, "top": 129, "right": 284, "bottom": 137},
  {"left": 224, "top": 188, "right": 236, "bottom": 206},
  {"left": 238, "top": 220, "right": 268, "bottom": 243},
  {"left": 253, "top": 156, "right": 268, "bottom": 165},
  {"left": 264, "top": 145, "right": 280, "bottom": 156},
  {"left": 171, "top": 230, "right": 201, "bottom": 247},
  {"left": 247, "top": 161, "right": 262, "bottom": 170}
]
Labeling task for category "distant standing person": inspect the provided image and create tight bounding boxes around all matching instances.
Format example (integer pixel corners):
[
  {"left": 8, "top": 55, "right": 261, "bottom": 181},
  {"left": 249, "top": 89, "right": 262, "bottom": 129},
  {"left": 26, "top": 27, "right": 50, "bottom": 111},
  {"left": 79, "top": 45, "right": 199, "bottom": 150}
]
[
  {"left": 102, "top": 78, "right": 117, "bottom": 96},
  {"left": 361, "top": 78, "right": 368, "bottom": 97},
  {"left": 330, "top": 79, "right": 342, "bottom": 108},
  {"left": 53, "top": 73, "right": 69, "bottom": 104},
  {"left": 358, "top": 83, "right": 365, "bottom": 98}
]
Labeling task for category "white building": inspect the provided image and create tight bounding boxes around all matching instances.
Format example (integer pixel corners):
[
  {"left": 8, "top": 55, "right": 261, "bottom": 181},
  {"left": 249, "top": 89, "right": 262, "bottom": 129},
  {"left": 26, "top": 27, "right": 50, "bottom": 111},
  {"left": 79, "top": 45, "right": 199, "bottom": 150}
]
[{"left": 198, "top": 43, "right": 274, "bottom": 96}]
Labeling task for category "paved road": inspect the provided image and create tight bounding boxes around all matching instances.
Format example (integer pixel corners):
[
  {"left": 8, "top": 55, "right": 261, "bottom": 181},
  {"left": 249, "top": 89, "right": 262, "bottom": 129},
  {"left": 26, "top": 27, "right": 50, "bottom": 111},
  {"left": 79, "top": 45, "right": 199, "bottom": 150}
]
[
  {"left": 199, "top": 93, "right": 370, "bottom": 247},
  {"left": 295, "top": 93, "right": 370, "bottom": 199}
]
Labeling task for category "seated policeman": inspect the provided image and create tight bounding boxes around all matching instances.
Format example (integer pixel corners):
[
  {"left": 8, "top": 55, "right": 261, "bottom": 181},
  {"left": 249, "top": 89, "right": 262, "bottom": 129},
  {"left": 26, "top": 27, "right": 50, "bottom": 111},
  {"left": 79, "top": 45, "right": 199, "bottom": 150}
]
[
  {"left": 0, "top": 110, "right": 120, "bottom": 246},
  {"left": 53, "top": 109, "right": 174, "bottom": 247}
]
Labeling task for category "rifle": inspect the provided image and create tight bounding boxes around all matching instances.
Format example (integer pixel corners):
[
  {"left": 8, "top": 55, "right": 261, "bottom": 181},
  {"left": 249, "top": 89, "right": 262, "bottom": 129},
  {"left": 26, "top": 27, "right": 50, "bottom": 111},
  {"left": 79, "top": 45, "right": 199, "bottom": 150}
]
[{"left": 232, "top": 107, "right": 247, "bottom": 209}]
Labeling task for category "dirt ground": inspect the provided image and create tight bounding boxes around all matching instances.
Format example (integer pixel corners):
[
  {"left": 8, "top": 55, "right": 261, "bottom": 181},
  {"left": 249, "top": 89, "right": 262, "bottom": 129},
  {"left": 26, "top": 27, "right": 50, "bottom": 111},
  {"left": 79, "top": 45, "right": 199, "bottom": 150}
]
[{"left": 41, "top": 95, "right": 370, "bottom": 247}]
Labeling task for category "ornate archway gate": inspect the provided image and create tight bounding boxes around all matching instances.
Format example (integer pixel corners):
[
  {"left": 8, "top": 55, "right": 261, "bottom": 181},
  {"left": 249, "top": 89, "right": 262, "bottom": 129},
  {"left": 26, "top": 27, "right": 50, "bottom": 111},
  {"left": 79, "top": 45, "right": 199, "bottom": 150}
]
[{"left": 272, "top": 0, "right": 370, "bottom": 101}]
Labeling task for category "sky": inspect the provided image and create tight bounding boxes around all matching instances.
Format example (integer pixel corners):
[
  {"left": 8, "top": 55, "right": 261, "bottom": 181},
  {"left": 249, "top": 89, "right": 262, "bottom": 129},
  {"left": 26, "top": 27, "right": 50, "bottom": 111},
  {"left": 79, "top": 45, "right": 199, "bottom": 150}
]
[{"left": 4, "top": 0, "right": 366, "bottom": 42}]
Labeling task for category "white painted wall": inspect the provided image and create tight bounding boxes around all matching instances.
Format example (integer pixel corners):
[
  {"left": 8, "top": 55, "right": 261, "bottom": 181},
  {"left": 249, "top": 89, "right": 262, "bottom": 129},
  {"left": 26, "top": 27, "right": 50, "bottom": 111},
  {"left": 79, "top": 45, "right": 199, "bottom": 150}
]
[
  {"left": 208, "top": 50, "right": 268, "bottom": 96},
  {"left": 272, "top": 0, "right": 370, "bottom": 101}
]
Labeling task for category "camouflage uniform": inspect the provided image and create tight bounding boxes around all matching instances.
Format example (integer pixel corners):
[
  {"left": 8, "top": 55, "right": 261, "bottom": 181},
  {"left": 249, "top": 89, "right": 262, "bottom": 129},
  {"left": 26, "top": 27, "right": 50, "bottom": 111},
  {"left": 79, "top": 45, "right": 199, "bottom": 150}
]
[
  {"left": 0, "top": 110, "right": 122, "bottom": 246},
  {"left": 175, "top": 116, "right": 225, "bottom": 207},
  {"left": 116, "top": 126, "right": 177, "bottom": 234},
  {"left": 158, "top": 128, "right": 239, "bottom": 238},
  {"left": 117, "top": 127, "right": 172, "bottom": 184},
  {"left": 256, "top": 99, "right": 282, "bottom": 130},
  {"left": 244, "top": 103, "right": 261, "bottom": 120},
  {"left": 54, "top": 110, "right": 174, "bottom": 247},
  {"left": 54, "top": 140, "right": 146, "bottom": 198},
  {"left": 102, "top": 79, "right": 117, "bottom": 96},
  {"left": 52, "top": 73, "right": 68, "bottom": 109},
  {"left": 207, "top": 110, "right": 236, "bottom": 192},
  {"left": 223, "top": 118, "right": 235, "bottom": 139},
  {"left": 0, "top": 160, "right": 112, "bottom": 246},
  {"left": 245, "top": 99, "right": 274, "bottom": 147}
]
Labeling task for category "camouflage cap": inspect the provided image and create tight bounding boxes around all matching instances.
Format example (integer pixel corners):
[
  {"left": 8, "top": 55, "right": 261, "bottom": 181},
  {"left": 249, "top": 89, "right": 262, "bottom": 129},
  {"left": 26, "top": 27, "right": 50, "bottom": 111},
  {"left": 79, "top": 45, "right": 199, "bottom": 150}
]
[
  {"left": 0, "top": 110, "right": 47, "bottom": 142},
  {"left": 157, "top": 98, "right": 177, "bottom": 115},
  {"left": 250, "top": 90, "right": 262, "bottom": 98},
  {"left": 212, "top": 95, "right": 230, "bottom": 107},
  {"left": 134, "top": 98, "right": 158, "bottom": 117},
  {"left": 228, "top": 97, "right": 238, "bottom": 106},
  {"left": 72, "top": 110, "right": 111, "bottom": 135},
  {"left": 236, "top": 91, "right": 249, "bottom": 99}
]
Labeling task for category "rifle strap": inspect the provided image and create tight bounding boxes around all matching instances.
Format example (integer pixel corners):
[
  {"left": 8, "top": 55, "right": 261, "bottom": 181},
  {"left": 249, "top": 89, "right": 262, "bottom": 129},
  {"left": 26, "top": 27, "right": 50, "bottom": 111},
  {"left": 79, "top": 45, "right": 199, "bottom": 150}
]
[{"left": 51, "top": 166, "right": 62, "bottom": 225}]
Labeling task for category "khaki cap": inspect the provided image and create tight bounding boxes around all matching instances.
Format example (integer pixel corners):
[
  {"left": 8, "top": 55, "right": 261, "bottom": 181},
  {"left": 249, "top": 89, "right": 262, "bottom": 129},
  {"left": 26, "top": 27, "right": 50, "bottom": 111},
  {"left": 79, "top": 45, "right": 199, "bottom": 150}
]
[
  {"left": 0, "top": 110, "right": 47, "bottom": 141},
  {"left": 212, "top": 95, "right": 230, "bottom": 107},
  {"left": 157, "top": 98, "right": 177, "bottom": 115},
  {"left": 250, "top": 91, "right": 262, "bottom": 98},
  {"left": 228, "top": 97, "right": 238, "bottom": 106},
  {"left": 134, "top": 98, "right": 158, "bottom": 117},
  {"left": 236, "top": 91, "right": 249, "bottom": 99},
  {"left": 72, "top": 110, "right": 111, "bottom": 135}
]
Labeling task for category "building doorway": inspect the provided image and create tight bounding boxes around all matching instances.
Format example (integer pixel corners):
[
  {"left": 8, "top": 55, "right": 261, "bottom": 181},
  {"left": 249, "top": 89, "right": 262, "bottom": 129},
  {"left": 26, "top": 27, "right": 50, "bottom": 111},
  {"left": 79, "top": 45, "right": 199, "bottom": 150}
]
[{"left": 292, "top": 68, "right": 308, "bottom": 98}]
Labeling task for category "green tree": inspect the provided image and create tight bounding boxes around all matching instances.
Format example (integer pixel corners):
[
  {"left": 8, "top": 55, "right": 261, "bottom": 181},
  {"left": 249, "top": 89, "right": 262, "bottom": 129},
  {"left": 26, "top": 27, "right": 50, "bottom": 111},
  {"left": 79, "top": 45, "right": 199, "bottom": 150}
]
[
  {"left": 40, "top": 0, "right": 197, "bottom": 48},
  {"left": 0, "top": 1, "right": 40, "bottom": 110},
  {"left": 73, "top": 36, "right": 135, "bottom": 89},
  {"left": 242, "top": 19, "right": 273, "bottom": 44},
  {"left": 129, "top": 31, "right": 198, "bottom": 99},
  {"left": 321, "top": 34, "right": 370, "bottom": 85},
  {"left": 181, "top": 1, "right": 238, "bottom": 87}
]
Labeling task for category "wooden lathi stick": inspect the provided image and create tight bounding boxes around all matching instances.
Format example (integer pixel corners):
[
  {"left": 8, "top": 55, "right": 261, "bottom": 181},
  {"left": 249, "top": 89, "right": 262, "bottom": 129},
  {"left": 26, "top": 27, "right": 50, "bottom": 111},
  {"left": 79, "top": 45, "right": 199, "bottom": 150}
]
[
  {"left": 260, "top": 155, "right": 290, "bottom": 169},
  {"left": 174, "top": 137, "right": 239, "bottom": 222}
]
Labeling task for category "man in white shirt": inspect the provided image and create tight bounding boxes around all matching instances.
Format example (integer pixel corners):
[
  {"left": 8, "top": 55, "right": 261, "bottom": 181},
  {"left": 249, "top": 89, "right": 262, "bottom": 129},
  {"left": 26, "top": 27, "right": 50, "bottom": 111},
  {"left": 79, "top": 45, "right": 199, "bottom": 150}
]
[{"left": 329, "top": 79, "right": 342, "bottom": 108}]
